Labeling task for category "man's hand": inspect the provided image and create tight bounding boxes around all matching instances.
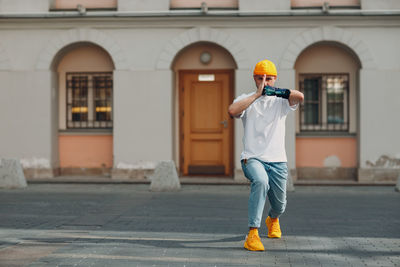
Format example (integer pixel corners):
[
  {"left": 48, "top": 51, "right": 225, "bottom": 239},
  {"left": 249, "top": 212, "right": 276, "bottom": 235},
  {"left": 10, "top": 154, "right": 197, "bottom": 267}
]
[
  {"left": 255, "top": 74, "right": 266, "bottom": 97},
  {"left": 288, "top": 90, "right": 304, "bottom": 106}
]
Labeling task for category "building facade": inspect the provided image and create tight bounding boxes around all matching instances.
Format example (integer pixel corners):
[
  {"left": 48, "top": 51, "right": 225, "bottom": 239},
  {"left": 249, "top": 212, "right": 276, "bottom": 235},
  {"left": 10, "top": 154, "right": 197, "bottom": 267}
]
[{"left": 0, "top": 0, "right": 399, "bottom": 183}]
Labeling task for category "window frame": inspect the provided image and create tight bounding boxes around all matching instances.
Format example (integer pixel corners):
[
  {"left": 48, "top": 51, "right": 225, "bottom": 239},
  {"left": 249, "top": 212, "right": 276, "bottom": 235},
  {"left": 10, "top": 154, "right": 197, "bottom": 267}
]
[
  {"left": 66, "top": 72, "right": 113, "bottom": 130},
  {"left": 299, "top": 73, "right": 350, "bottom": 133}
]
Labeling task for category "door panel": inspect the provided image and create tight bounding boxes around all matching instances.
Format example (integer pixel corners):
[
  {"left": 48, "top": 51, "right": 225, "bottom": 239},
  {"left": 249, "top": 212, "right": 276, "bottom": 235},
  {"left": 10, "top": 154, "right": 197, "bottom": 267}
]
[
  {"left": 181, "top": 71, "right": 233, "bottom": 176},
  {"left": 190, "top": 82, "right": 222, "bottom": 133},
  {"left": 190, "top": 140, "right": 222, "bottom": 163}
]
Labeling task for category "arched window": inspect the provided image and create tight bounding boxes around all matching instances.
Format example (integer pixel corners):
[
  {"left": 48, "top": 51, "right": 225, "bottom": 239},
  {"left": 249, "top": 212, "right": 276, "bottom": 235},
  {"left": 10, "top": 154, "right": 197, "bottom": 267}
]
[
  {"left": 57, "top": 43, "right": 115, "bottom": 130},
  {"left": 295, "top": 42, "right": 360, "bottom": 134}
]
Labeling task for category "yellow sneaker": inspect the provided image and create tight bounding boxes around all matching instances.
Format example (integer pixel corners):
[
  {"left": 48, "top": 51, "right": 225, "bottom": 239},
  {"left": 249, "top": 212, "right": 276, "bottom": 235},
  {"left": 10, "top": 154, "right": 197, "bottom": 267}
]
[
  {"left": 244, "top": 229, "right": 265, "bottom": 251},
  {"left": 265, "top": 216, "right": 282, "bottom": 238}
]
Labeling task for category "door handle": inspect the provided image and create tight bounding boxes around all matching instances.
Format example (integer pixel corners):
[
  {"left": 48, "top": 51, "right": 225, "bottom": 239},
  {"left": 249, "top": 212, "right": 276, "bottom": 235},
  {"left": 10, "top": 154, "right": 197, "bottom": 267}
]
[{"left": 220, "top": 120, "right": 228, "bottom": 128}]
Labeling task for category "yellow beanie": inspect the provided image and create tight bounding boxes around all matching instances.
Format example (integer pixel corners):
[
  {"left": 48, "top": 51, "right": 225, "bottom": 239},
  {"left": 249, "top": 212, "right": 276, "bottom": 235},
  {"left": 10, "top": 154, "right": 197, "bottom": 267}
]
[{"left": 253, "top": 59, "right": 277, "bottom": 76}]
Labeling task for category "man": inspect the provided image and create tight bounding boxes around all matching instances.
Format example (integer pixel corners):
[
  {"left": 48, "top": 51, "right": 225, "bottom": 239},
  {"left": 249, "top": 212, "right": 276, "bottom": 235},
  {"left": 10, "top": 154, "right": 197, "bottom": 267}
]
[{"left": 228, "top": 59, "right": 304, "bottom": 251}]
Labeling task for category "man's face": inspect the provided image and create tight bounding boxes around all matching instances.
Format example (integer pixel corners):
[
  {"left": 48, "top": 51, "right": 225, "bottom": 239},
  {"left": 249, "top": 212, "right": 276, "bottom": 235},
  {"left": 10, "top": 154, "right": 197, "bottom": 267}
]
[{"left": 253, "top": 75, "right": 276, "bottom": 88}]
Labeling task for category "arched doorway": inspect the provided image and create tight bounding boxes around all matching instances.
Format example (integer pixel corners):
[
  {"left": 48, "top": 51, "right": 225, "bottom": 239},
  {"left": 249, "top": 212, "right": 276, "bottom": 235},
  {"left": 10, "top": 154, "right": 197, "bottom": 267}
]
[
  {"left": 54, "top": 42, "right": 115, "bottom": 176},
  {"left": 294, "top": 42, "right": 361, "bottom": 180},
  {"left": 172, "top": 42, "right": 237, "bottom": 177}
]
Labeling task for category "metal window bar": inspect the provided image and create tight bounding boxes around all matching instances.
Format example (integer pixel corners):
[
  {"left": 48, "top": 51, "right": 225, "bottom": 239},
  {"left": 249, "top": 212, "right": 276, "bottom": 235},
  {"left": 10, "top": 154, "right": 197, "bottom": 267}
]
[
  {"left": 299, "top": 74, "right": 349, "bottom": 132},
  {"left": 66, "top": 72, "right": 113, "bottom": 129}
]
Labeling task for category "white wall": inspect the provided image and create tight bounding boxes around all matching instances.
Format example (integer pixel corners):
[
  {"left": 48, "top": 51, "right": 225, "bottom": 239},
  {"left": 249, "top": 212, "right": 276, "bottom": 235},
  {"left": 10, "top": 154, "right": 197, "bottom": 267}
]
[
  {"left": 239, "top": 0, "right": 290, "bottom": 11},
  {"left": 356, "top": 27, "right": 400, "bottom": 172},
  {"left": 233, "top": 69, "right": 252, "bottom": 178},
  {"left": 0, "top": 0, "right": 49, "bottom": 12},
  {"left": 361, "top": 0, "right": 400, "bottom": 10},
  {"left": 0, "top": 16, "right": 399, "bottom": 179},
  {"left": 0, "top": 71, "right": 53, "bottom": 172},
  {"left": 278, "top": 69, "right": 297, "bottom": 171},
  {"left": 359, "top": 69, "right": 400, "bottom": 168},
  {"left": 113, "top": 70, "right": 173, "bottom": 167},
  {"left": 118, "top": 0, "right": 169, "bottom": 12}
]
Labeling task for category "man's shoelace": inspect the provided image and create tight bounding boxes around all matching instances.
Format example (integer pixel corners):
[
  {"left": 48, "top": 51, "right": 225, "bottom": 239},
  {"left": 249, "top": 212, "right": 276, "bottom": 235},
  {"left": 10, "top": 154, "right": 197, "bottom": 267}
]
[
  {"left": 270, "top": 221, "right": 281, "bottom": 232},
  {"left": 249, "top": 233, "right": 261, "bottom": 241}
]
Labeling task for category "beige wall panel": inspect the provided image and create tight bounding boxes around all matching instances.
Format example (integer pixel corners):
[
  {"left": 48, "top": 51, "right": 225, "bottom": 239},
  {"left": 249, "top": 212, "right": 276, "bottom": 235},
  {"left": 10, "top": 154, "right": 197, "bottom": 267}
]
[
  {"left": 56, "top": 44, "right": 114, "bottom": 72},
  {"left": 173, "top": 42, "right": 237, "bottom": 71}
]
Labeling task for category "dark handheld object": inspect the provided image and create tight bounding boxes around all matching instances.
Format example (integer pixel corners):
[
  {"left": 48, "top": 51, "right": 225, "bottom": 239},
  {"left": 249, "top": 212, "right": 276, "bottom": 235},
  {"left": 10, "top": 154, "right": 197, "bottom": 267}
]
[{"left": 262, "top": 85, "right": 291, "bottom": 99}]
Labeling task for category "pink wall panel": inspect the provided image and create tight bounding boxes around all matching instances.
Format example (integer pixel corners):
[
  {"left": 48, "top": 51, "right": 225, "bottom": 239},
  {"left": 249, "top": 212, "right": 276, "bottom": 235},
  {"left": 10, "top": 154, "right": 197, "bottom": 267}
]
[
  {"left": 54, "top": 0, "right": 117, "bottom": 9},
  {"left": 59, "top": 135, "right": 113, "bottom": 168},
  {"left": 296, "top": 137, "right": 357, "bottom": 167},
  {"left": 291, "top": 0, "right": 360, "bottom": 7}
]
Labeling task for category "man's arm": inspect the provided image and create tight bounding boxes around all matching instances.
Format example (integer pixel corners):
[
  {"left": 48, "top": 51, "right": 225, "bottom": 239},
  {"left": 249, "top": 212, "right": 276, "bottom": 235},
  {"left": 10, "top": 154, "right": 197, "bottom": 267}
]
[
  {"left": 288, "top": 90, "right": 304, "bottom": 106},
  {"left": 228, "top": 75, "right": 266, "bottom": 118},
  {"left": 263, "top": 85, "right": 304, "bottom": 106},
  {"left": 228, "top": 92, "right": 261, "bottom": 118}
]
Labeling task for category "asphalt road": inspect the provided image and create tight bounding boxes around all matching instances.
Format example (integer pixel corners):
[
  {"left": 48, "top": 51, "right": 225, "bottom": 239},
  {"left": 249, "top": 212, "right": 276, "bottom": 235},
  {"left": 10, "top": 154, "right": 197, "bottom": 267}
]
[{"left": 0, "top": 184, "right": 399, "bottom": 266}]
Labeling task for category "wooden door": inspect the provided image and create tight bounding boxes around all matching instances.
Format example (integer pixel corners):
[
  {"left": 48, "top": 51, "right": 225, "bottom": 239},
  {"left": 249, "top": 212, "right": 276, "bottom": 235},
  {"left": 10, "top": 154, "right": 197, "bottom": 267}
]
[{"left": 180, "top": 70, "right": 233, "bottom": 176}]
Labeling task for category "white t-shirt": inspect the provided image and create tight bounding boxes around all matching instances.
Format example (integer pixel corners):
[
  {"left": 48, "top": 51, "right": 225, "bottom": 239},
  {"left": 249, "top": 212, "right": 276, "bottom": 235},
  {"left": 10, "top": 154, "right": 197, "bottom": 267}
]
[{"left": 234, "top": 92, "right": 298, "bottom": 162}]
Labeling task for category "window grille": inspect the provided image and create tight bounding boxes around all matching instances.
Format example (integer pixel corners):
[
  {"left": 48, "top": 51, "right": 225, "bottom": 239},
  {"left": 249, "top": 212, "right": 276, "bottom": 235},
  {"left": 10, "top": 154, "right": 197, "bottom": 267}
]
[
  {"left": 299, "top": 74, "right": 349, "bottom": 132},
  {"left": 66, "top": 72, "right": 113, "bottom": 129}
]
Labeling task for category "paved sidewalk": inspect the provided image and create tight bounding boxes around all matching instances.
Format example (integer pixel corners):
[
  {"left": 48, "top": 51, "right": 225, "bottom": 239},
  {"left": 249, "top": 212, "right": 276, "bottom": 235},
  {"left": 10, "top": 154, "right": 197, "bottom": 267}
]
[{"left": 0, "top": 184, "right": 399, "bottom": 266}]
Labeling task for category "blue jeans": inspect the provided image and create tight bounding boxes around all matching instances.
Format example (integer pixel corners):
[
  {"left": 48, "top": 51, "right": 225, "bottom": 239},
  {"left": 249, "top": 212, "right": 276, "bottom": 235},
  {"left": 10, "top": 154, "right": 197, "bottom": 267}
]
[{"left": 241, "top": 158, "right": 288, "bottom": 228}]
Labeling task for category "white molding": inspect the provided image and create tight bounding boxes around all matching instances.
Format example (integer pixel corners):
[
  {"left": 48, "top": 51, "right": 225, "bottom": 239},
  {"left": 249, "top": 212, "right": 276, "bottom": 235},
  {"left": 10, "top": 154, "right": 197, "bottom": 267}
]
[
  {"left": 35, "top": 28, "right": 129, "bottom": 70},
  {"left": 156, "top": 27, "right": 250, "bottom": 70},
  {"left": 279, "top": 26, "right": 376, "bottom": 70}
]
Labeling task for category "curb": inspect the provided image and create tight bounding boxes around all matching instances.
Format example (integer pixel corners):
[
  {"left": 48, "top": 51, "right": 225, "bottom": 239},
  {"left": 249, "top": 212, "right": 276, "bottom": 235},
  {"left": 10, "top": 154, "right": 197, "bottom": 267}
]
[{"left": 26, "top": 177, "right": 396, "bottom": 186}]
